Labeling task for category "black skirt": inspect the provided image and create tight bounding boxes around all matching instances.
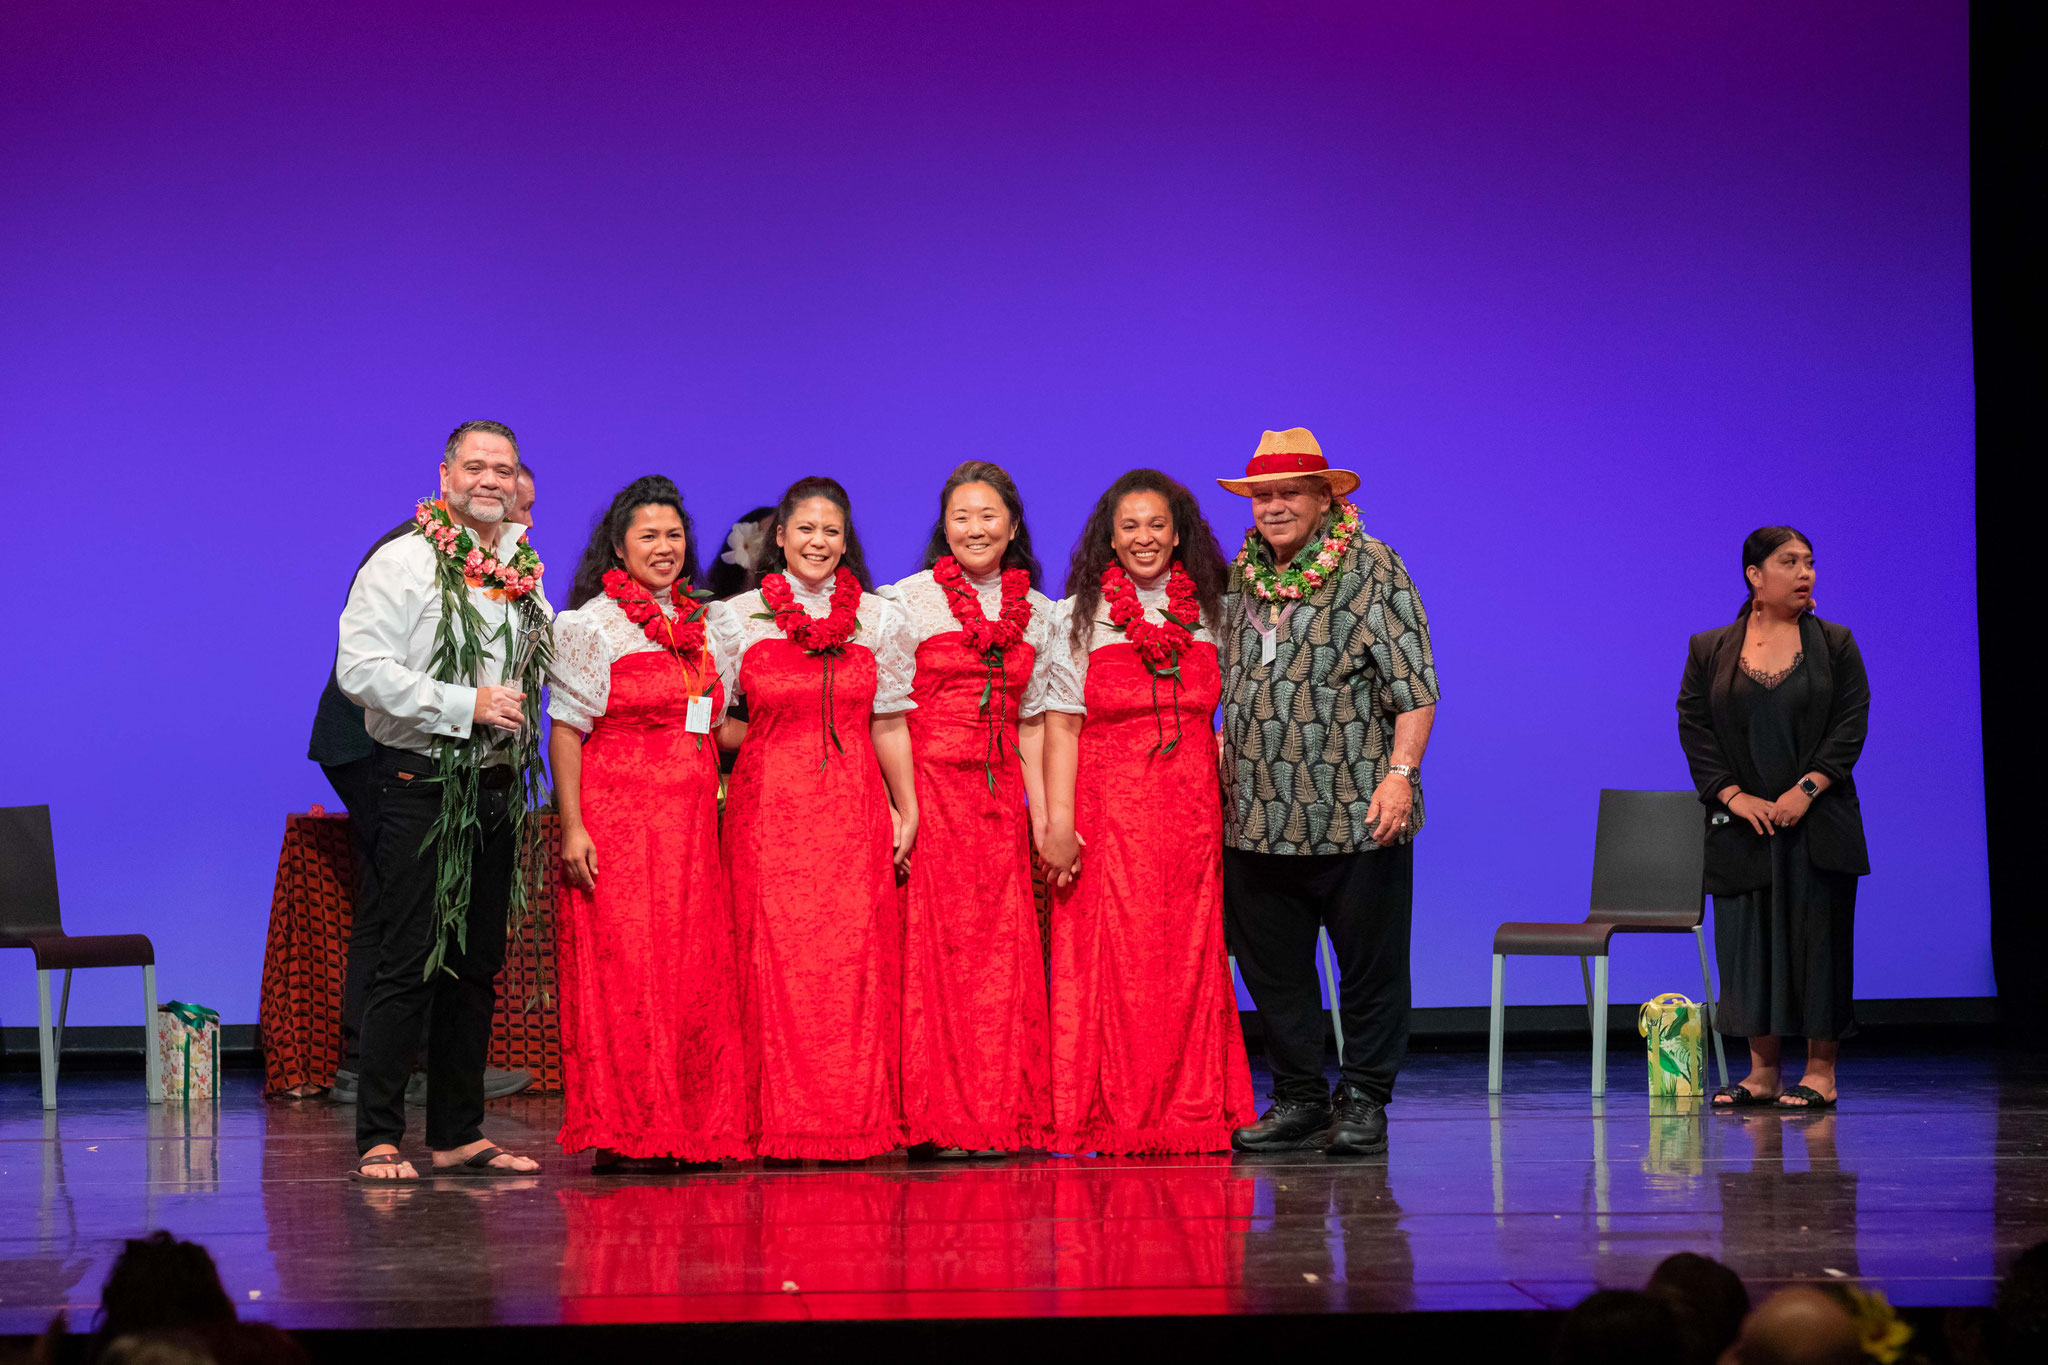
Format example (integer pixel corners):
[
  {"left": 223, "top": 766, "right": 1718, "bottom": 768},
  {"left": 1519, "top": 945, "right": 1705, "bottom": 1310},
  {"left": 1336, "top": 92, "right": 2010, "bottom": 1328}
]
[{"left": 1712, "top": 822, "right": 1858, "bottom": 1041}]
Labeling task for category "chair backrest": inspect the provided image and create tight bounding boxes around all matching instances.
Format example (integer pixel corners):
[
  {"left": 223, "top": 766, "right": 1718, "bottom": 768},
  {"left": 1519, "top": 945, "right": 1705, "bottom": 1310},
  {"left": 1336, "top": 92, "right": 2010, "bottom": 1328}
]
[
  {"left": 1586, "top": 789, "right": 1705, "bottom": 925},
  {"left": 0, "top": 804, "right": 66, "bottom": 940}
]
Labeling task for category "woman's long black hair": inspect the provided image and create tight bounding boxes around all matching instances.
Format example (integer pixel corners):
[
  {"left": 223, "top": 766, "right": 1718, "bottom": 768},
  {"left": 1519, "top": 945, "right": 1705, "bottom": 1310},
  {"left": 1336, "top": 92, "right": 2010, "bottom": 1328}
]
[
  {"left": 762, "top": 475, "right": 874, "bottom": 591},
  {"left": 918, "top": 459, "right": 1043, "bottom": 588},
  {"left": 566, "top": 475, "right": 700, "bottom": 610},
  {"left": 705, "top": 504, "right": 776, "bottom": 600},
  {"left": 1735, "top": 524, "right": 1814, "bottom": 620},
  {"left": 1063, "top": 468, "right": 1230, "bottom": 654}
]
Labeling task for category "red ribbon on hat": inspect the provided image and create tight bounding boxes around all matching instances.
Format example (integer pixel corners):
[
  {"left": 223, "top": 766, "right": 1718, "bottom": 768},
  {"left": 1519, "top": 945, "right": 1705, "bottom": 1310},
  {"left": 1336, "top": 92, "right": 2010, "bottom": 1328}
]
[{"left": 1243, "top": 451, "right": 1330, "bottom": 478}]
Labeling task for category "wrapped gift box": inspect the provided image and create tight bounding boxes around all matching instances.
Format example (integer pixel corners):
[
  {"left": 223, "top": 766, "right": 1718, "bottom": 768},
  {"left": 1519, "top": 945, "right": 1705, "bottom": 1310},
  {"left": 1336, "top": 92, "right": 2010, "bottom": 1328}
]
[{"left": 151, "top": 1001, "right": 221, "bottom": 1102}]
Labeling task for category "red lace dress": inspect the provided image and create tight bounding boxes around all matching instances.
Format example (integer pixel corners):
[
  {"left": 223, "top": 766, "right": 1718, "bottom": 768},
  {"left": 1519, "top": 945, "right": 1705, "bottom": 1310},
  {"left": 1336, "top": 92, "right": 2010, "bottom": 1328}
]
[
  {"left": 708, "top": 581, "right": 917, "bottom": 1159},
  {"left": 1043, "top": 589, "right": 1258, "bottom": 1153},
  {"left": 890, "top": 569, "right": 1056, "bottom": 1151},
  {"left": 546, "top": 597, "right": 750, "bottom": 1161}
]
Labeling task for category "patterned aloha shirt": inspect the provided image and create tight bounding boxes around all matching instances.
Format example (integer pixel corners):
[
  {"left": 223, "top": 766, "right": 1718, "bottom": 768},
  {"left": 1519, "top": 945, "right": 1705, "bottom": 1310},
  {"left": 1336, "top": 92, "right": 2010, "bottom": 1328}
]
[{"left": 1220, "top": 526, "right": 1439, "bottom": 855}]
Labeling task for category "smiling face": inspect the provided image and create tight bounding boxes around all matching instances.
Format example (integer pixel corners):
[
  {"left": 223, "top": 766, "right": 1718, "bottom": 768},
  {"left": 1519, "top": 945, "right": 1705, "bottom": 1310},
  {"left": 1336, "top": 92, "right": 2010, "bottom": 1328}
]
[
  {"left": 1249, "top": 476, "right": 1333, "bottom": 564},
  {"left": 776, "top": 495, "right": 848, "bottom": 586},
  {"left": 1110, "top": 489, "right": 1178, "bottom": 581},
  {"left": 440, "top": 431, "right": 520, "bottom": 531},
  {"left": 944, "top": 481, "right": 1017, "bottom": 577},
  {"left": 1747, "top": 537, "right": 1815, "bottom": 615},
  {"left": 617, "top": 503, "right": 687, "bottom": 593}
]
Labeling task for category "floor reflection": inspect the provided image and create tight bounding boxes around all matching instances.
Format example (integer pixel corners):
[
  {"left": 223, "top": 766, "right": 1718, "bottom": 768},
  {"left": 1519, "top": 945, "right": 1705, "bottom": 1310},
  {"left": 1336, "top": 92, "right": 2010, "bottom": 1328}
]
[{"left": 3, "top": 1047, "right": 2041, "bottom": 1331}]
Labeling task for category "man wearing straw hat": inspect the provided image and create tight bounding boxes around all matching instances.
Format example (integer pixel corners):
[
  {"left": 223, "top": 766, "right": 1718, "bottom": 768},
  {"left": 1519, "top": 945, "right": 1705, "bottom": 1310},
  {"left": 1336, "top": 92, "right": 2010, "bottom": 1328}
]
[{"left": 1217, "top": 428, "right": 1438, "bottom": 1157}]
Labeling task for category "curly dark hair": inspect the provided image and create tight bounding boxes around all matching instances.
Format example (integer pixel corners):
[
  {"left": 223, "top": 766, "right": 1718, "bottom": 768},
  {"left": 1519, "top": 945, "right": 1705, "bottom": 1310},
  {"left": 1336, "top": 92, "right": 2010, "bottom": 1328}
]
[
  {"left": 918, "top": 459, "right": 1044, "bottom": 588},
  {"left": 566, "top": 475, "right": 700, "bottom": 610},
  {"left": 1063, "top": 468, "right": 1230, "bottom": 654},
  {"left": 763, "top": 476, "right": 874, "bottom": 591}
]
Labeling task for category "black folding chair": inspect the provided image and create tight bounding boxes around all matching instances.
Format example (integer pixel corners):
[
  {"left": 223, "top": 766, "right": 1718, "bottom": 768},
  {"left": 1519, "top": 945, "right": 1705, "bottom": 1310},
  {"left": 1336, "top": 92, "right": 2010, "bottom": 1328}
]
[
  {"left": 1487, "top": 789, "right": 1727, "bottom": 1097},
  {"left": 0, "top": 805, "right": 160, "bottom": 1109}
]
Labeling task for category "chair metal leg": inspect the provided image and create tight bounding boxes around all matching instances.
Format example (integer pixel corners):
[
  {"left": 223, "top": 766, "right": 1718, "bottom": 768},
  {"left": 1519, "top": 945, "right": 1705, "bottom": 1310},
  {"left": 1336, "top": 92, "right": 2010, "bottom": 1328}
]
[
  {"left": 1318, "top": 927, "right": 1345, "bottom": 1066},
  {"left": 1488, "top": 954, "right": 1506, "bottom": 1094},
  {"left": 1591, "top": 956, "right": 1609, "bottom": 1098},
  {"left": 1694, "top": 925, "right": 1728, "bottom": 1087},
  {"left": 143, "top": 964, "right": 162, "bottom": 1104},
  {"left": 1579, "top": 956, "right": 1597, "bottom": 1033},
  {"left": 36, "top": 969, "right": 58, "bottom": 1111},
  {"left": 55, "top": 969, "right": 73, "bottom": 1059}
]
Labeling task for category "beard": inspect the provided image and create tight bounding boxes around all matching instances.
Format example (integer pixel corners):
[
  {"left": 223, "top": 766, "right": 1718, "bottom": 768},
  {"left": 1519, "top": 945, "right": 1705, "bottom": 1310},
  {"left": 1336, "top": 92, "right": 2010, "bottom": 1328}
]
[{"left": 449, "top": 486, "right": 508, "bottom": 524}]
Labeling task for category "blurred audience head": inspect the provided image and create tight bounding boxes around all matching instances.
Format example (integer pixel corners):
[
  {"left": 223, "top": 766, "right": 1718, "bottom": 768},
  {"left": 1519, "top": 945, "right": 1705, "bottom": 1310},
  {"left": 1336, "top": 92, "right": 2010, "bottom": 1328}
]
[
  {"left": 1649, "top": 1251, "right": 1751, "bottom": 1365},
  {"left": 95, "top": 1231, "right": 236, "bottom": 1344},
  {"left": 1551, "top": 1288, "right": 1682, "bottom": 1364},
  {"left": 1723, "top": 1286, "right": 1863, "bottom": 1365}
]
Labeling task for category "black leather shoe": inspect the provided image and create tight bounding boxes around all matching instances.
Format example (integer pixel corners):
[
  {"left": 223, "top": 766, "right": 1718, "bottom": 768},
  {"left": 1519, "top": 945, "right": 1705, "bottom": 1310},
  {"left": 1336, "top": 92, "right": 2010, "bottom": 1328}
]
[
  {"left": 1231, "top": 1098, "right": 1333, "bottom": 1152},
  {"left": 1324, "top": 1083, "right": 1387, "bottom": 1157}
]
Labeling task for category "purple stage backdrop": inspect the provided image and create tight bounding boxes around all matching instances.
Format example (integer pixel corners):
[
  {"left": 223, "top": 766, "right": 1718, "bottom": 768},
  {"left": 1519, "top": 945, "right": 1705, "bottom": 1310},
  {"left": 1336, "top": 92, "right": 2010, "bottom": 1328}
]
[{"left": 0, "top": 2, "right": 1978, "bottom": 1029}]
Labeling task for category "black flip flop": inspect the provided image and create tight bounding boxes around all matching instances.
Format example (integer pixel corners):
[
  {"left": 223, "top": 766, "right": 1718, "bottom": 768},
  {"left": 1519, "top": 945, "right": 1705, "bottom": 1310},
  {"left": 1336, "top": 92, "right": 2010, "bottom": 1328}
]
[
  {"left": 1711, "top": 1084, "right": 1774, "bottom": 1108},
  {"left": 1774, "top": 1084, "right": 1837, "bottom": 1111},
  {"left": 349, "top": 1153, "right": 418, "bottom": 1182},
  {"left": 591, "top": 1155, "right": 678, "bottom": 1176},
  {"left": 433, "top": 1145, "right": 537, "bottom": 1178}
]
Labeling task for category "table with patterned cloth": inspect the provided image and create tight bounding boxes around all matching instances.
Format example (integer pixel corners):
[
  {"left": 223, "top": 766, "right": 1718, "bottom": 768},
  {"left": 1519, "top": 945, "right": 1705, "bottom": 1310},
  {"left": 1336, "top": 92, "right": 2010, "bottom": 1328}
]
[{"left": 258, "top": 811, "right": 563, "bottom": 1096}]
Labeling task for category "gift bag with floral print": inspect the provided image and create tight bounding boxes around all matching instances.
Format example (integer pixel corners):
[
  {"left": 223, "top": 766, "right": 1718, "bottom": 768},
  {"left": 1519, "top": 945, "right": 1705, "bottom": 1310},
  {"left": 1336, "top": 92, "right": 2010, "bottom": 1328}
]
[{"left": 150, "top": 1001, "right": 221, "bottom": 1102}]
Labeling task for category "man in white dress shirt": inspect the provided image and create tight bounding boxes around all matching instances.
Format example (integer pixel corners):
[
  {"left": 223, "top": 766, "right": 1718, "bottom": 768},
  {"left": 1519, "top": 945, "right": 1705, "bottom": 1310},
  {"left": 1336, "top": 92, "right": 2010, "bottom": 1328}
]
[{"left": 335, "top": 420, "right": 549, "bottom": 1180}]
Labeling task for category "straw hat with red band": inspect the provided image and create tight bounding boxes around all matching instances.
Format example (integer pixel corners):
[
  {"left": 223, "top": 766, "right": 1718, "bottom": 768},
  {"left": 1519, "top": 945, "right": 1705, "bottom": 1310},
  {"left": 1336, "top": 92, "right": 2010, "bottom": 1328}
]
[{"left": 1216, "top": 427, "right": 1360, "bottom": 497}]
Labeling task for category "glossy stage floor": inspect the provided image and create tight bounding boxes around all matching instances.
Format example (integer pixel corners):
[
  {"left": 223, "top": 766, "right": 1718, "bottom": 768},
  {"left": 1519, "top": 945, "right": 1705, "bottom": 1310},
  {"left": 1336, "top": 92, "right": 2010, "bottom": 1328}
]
[{"left": 4, "top": 1045, "right": 2043, "bottom": 1346}]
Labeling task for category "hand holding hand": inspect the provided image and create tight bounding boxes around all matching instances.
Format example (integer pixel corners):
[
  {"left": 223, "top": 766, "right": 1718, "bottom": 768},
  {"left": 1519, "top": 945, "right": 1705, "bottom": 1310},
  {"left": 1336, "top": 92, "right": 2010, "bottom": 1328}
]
[
  {"left": 560, "top": 825, "right": 599, "bottom": 890},
  {"left": 473, "top": 685, "right": 526, "bottom": 734},
  {"left": 1040, "top": 825, "right": 1084, "bottom": 889},
  {"left": 1726, "top": 792, "right": 1777, "bottom": 836},
  {"left": 1366, "top": 773, "right": 1415, "bottom": 844},
  {"left": 1772, "top": 785, "right": 1812, "bottom": 827},
  {"left": 890, "top": 805, "right": 919, "bottom": 875}
]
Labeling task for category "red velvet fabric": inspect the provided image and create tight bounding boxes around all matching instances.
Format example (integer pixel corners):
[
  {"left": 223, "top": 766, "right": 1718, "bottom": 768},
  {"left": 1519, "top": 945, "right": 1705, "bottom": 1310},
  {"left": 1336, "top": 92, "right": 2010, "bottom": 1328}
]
[
  {"left": 1049, "top": 641, "right": 1258, "bottom": 1154},
  {"left": 900, "top": 633, "right": 1052, "bottom": 1151},
  {"left": 555, "top": 651, "right": 750, "bottom": 1160},
  {"left": 724, "top": 639, "right": 904, "bottom": 1158}
]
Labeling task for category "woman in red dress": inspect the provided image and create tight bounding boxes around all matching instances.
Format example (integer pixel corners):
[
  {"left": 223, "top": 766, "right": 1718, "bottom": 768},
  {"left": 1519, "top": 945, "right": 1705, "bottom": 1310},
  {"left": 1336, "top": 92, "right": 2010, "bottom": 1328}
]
[
  {"left": 1037, "top": 469, "right": 1258, "bottom": 1154},
  {"left": 547, "top": 476, "right": 750, "bottom": 1172},
  {"left": 707, "top": 476, "right": 920, "bottom": 1160},
  {"left": 890, "top": 460, "right": 1058, "bottom": 1154}
]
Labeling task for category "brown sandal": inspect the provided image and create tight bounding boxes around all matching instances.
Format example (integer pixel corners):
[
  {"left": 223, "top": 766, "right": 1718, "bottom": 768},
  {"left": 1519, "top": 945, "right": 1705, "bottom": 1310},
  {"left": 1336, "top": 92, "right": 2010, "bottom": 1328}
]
[{"left": 349, "top": 1153, "right": 418, "bottom": 1181}]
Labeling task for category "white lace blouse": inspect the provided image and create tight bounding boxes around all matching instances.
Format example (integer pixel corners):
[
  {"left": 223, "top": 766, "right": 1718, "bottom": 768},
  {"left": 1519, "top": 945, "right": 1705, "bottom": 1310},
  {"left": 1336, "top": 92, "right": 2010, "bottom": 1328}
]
[
  {"left": 881, "top": 568, "right": 1062, "bottom": 718},
  {"left": 1042, "top": 574, "right": 1223, "bottom": 716},
  {"left": 703, "top": 576, "right": 918, "bottom": 714},
  {"left": 546, "top": 588, "right": 715, "bottom": 733}
]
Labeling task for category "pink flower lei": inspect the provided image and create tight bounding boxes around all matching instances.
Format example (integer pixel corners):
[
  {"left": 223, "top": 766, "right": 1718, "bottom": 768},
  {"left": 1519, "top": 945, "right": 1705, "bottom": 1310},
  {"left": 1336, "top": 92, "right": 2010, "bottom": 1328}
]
[{"left": 413, "top": 499, "right": 545, "bottom": 601}]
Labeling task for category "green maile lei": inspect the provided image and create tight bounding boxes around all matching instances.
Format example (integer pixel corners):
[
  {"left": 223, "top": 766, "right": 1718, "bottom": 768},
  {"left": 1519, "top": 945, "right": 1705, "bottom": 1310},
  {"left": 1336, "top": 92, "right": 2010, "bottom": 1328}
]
[{"left": 411, "top": 498, "right": 554, "bottom": 988}]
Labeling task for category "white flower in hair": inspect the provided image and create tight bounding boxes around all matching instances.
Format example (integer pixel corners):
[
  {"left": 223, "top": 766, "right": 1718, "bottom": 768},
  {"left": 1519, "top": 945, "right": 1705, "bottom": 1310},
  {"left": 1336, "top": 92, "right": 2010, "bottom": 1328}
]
[{"left": 719, "top": 515, "right": 772, "bottom": 571}]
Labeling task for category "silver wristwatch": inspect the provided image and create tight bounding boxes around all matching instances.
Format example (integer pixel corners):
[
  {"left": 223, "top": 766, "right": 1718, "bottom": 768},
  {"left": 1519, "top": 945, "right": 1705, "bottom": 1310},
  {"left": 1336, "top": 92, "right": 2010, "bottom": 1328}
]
[{"left": 1389, "top": 763, "right": 1419, "bottom": 786}]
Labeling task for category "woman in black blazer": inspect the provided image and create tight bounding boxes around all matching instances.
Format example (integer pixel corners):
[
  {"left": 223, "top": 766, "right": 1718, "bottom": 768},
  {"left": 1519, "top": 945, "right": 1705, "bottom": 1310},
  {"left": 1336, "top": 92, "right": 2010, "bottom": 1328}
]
[{"left": 1678, "top": 526, "right": 1869, "bottom": 1111}]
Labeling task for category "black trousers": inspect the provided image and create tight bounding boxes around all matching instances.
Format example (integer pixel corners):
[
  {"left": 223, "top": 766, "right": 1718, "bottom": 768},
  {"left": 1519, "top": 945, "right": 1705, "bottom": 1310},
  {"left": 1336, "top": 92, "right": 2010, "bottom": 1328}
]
[
  {"left": 356, "top": 744, "right": 512, "bottom": 1154},
  {"left": 1223, "top": 842, "right": 1414, "bottom": 1106},
  {"left": 321, "top": 756, "right": 384, "bottom": 1066}
]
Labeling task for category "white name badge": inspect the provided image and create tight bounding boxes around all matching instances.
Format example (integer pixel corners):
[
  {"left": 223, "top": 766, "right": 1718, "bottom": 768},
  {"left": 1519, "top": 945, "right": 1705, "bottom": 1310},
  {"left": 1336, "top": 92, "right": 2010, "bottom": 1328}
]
[
  {"left": 686, "top": 695, "right": 713, "bottom": 734},
  {"left": 1260, "top": 629, "right": 1277, "bottom": 666}
]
